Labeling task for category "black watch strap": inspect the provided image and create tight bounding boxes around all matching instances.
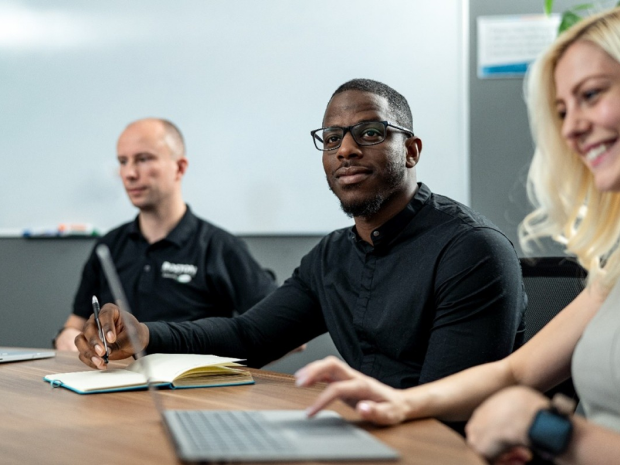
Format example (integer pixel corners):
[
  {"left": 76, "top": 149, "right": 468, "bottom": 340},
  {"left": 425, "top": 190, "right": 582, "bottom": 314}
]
[
  {"left": 52, "top": 327, "right": 68, "bottom": 348},
  {"left": 528, "top": 394, "right": 575, "bottom": 460}
]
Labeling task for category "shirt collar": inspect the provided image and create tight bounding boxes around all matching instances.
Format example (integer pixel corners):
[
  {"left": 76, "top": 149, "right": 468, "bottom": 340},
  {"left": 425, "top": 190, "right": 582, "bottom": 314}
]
[
  {"left": 128, "top": 205, "right": 197, "bottom": 248},
  {"left": 348, "top": 182, "right": 431, "bottom": 248}
]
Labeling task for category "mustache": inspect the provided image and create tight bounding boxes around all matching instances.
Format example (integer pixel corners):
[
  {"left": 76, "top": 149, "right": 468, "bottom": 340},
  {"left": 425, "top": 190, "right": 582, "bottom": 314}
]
[{"left": 332, "top": 162, "right": 372, "bottom": 178}]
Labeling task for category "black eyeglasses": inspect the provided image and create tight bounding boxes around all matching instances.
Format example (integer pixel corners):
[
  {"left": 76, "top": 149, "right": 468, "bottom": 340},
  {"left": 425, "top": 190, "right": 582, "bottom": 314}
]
[{"left": 310, "top": 120, "right": 414, "bottom": 151}]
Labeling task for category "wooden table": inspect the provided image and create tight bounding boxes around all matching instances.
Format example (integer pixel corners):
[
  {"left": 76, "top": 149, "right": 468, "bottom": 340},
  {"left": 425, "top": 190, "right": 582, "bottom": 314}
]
[{"left": 0, "top": 351, "right": 485, "bottom": 465}]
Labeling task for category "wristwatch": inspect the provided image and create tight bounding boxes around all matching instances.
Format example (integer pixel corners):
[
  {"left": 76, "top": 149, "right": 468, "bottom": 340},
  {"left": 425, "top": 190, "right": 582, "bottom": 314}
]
[
  {"left": 52, "top": 326, "right": 68, "bottom": 348},
  {"left": 528, "top": 393, "right": 576, "bottom": 460}
]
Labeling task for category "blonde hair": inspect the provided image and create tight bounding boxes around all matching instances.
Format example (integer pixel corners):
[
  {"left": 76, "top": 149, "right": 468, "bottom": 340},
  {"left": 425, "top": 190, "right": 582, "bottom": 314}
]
[{"left": 520, "top": 7, "right": 620, "bottom": 290}]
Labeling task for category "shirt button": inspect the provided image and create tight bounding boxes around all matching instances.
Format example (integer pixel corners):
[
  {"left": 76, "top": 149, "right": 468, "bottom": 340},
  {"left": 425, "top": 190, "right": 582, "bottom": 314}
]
[
  {"left": 144, "top": 265, "right": 151, "bottom": 272},
  {"left": 372, "top": 231, "right": 380, "bottom": 237}
]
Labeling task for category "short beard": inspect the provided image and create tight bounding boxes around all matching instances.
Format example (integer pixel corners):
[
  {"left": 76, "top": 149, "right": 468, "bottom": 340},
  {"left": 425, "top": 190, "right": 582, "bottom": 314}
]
[
  {"left": 329, "top": 156, "right": 406, "bottom": 219},
  {"left": 339, "top": 189, "right": 389, "bottom": 218}
]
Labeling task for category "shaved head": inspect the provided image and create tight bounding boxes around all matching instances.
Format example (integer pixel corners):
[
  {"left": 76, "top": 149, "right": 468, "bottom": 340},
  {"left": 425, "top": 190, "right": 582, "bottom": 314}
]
[{"left": 123, "top": 118, "right": 185, "bottom": 159}]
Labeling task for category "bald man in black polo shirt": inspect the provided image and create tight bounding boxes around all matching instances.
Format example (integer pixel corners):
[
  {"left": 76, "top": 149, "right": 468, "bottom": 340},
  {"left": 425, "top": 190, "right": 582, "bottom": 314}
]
[{"left": 54, "top": 118, "right": 276, "bottom": 350}]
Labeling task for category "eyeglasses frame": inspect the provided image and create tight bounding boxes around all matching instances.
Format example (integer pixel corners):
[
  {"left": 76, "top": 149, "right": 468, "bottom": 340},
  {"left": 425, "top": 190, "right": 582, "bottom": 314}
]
[{"left": 310, "top": 120, "right": 415, "bottom": 152}]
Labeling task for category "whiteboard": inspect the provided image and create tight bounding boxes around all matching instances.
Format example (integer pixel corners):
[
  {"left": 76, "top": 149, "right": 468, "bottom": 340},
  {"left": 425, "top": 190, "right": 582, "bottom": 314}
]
[{"left": 0, "top": 0, "right": 467, "bottom": 234}]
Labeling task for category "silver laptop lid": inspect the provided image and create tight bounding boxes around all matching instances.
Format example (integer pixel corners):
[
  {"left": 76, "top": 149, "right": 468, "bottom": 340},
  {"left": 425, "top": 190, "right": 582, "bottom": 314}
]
[
  {"left": 0, "top": 348, "right": 55, "bottom": 363},
  {"left": 95, "top": 244, "right": 164, "bottom": 413}
]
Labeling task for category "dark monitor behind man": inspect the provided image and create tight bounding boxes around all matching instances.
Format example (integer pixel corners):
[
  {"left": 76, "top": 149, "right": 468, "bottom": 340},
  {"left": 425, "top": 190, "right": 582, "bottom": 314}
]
[
  {"left": 77, "top": 80, "right": 526, "bottom": 391},
  {"left": 54, "top": 118, "right": 276, "bottom": 351}
]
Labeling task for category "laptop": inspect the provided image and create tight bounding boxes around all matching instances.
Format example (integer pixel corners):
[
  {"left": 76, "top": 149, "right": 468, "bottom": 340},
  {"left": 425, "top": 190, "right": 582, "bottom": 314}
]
[
  {"left": 96, "top": 244, "right": 399, "bottom": 462},
  {"left": 0, "top": 348, "right": 55, "bottom": 363}
]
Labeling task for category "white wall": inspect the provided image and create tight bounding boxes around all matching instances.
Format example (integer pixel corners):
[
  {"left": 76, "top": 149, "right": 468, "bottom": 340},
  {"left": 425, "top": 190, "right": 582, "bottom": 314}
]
[{"left": 0, "top": 0, "right": 467, "bottom": 234}]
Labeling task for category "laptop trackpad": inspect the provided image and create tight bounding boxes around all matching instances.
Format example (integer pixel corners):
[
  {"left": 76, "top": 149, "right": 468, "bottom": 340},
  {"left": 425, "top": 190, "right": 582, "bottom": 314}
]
[{"left": 164, "top": 409, "right": 399, "bottom": 462}]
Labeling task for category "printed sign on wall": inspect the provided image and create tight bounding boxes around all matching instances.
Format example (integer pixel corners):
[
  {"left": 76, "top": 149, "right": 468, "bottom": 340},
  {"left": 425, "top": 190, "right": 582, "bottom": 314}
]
[{"left": 477, "top": 15, "right": 560, "bottom": 78}]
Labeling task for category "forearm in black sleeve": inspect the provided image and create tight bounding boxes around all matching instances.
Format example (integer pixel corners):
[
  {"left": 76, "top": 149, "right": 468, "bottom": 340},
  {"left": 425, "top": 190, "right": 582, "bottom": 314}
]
[
  {"left": 146, "top": 275, "right": 328, "bottom": 367},
  {"left": 418, "top": 228, "right": 525, "bottom": 385}
]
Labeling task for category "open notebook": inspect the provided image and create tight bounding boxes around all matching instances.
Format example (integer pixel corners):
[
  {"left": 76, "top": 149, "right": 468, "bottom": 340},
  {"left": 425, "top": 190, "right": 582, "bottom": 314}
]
[
  {"left": 44, "top": 353, "right": 253, "bottom": 394},
  {"left": 95, "top": 244, "right": 399, "bottom": 462}
]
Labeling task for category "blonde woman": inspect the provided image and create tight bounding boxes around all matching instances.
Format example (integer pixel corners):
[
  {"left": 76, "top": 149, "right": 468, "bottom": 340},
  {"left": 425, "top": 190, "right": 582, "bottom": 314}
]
[{"left": 296, "top": 8, "right": 620, "bottom": 464}]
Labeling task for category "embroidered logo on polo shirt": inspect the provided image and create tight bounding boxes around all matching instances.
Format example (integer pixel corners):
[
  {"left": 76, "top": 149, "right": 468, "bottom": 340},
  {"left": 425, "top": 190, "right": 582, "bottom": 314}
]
[{"left": 161, "top": 261, "right": 198, "bottom": 283}]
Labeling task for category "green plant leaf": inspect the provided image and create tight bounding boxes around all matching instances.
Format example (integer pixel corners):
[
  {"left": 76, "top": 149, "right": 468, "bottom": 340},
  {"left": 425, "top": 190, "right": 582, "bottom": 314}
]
[
  {"left": 545, "top": 0, "right": 554, "bottom": 16},
  {"left": 570, "top": 3, "right": 594, "bottom": 11},
  {"left": 559, "top": 11, "right": 583, "bottom": 33}
]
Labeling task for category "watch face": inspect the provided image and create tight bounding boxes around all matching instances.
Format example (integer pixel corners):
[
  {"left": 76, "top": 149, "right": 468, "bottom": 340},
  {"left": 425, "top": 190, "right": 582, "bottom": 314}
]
[{"left": 528, "top": 409, "right": 573, "bottom": 457}]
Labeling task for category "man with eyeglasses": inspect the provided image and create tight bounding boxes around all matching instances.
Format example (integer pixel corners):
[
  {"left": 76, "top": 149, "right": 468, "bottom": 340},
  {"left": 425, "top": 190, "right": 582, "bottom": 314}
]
[{"left": 77, "top": 80, "right": 526, "bottom": 395}]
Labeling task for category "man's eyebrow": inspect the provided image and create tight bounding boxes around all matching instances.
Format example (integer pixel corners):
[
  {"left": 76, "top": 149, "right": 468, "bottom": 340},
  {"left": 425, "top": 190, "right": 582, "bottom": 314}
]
[
  {"left": 324, "top": 118, "right": 384, "bottom": 127},
  {"left": 117, "top": 152, "right": 157, "bottom": 163},
  {"left": 356, "top": 118, "right": 384, "bottom": 124}
]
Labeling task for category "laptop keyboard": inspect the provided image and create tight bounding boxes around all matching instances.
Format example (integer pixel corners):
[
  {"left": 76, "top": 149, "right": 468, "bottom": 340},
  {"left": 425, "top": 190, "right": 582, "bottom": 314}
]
[{"left": 169, "top": 410, "right": 294, "bottom": 453}]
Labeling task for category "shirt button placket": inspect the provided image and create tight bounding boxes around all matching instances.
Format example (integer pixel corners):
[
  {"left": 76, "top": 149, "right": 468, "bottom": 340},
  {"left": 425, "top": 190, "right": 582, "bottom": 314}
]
[
  {"left": 355, "top": 251, "right": 377, "bottom": 375},
  {"left": 138, "top": 257, "right": 154, "bottom": 294}
]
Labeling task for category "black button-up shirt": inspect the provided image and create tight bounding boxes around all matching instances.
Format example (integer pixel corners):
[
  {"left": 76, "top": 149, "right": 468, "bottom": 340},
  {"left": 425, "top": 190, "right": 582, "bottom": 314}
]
[
  {"left": 148, "top": 184, "right": 526, "bottom": 388},
  {"left": 73, "top": 206, "right": 276, "bottom": 322}
]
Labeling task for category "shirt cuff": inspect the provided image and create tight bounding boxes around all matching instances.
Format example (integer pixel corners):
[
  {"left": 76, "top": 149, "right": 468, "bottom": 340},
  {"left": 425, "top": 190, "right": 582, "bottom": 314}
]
[{"left": 143, "top": 321, "right": 173, "bottom": 354}]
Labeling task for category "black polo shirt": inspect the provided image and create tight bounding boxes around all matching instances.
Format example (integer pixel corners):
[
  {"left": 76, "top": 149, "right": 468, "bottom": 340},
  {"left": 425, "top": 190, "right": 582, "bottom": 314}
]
[
  {"left": 73, "top": 206, "right": 277, "bottom": 323},
  {"left": 147, "top": 184, "right": 526, "bottom": 389}
]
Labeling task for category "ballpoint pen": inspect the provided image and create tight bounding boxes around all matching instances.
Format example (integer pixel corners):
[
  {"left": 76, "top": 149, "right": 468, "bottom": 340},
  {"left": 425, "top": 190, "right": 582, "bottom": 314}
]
[{"left": 92, "top": 295, "right": 109, "bottom": 364}]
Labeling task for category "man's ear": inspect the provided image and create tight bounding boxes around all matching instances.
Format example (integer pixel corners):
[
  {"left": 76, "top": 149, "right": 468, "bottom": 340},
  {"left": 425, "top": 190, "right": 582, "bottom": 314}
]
[
  {"left": 405, "top": 137, "right": 422, "bottom": 168},
  {"left": 177, "top": 157, "right": 189, "bottom": 178}
]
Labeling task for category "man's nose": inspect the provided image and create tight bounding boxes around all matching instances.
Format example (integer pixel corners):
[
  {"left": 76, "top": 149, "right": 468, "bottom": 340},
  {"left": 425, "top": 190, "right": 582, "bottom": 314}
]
[
  {"left": 121, "top": 163, "right": 138, "bottom": 179},
  {"left": 336, "top": 132, "right": 362, "bottom": 159}
]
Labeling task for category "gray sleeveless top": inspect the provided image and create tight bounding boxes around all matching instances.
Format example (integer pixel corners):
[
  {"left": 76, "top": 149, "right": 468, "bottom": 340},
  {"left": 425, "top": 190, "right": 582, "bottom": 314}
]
[{"left": 572, "top": 281, "right": 620, "bottom": 432}]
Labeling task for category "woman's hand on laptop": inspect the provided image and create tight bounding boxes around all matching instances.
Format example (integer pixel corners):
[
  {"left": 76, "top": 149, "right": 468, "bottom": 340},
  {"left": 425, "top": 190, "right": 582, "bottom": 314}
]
[
  {"left": 75, "top": 303, "right": 150, "bottom": 369},
  {"left": 295, "top": 356, "right": 408, "bottom": 425}
]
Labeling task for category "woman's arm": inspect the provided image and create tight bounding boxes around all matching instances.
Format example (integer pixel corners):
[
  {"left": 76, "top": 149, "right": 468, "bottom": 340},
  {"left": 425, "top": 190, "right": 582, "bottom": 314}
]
[
  {"left": 557, "top": 415, "right": 620, "bottom": 465},
  {"left": 465, "top": 385, "right": 620, "bottom": 464},
  {"left": 296, "top": 285, "right": 606, "bottom": 424}
]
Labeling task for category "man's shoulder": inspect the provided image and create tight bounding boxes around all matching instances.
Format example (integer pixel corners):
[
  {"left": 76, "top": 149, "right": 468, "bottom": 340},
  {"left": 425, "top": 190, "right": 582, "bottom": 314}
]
[
  {"left": 81, "top": 219, "right": 136, "bottom": 266},
  {"left": 184, "top": 213, "right": 251, "bottom": 255},
  {"left": 191, "top": 214, "right": 241, "bottom": 243},
  {"left": 414, "top": 189, "right": 517, "bottom": 255},
  {"left": 96, "top": 219, "right": 136, "bottom": 245},
  {"left": 424, "top": 191, "right": 501, "bottom": 233},
  {"left": 418, "top": 191, "right": 518, "bottom": 262}
]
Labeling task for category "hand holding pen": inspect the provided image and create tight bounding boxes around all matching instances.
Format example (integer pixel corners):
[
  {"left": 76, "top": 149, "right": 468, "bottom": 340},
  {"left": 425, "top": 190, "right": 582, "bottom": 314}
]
[
  {"left": 75, "top": 301, "right": 150, "bottom": 369},
  {"left": 92, "top": 296, "right": 109, "bottom": 364}
]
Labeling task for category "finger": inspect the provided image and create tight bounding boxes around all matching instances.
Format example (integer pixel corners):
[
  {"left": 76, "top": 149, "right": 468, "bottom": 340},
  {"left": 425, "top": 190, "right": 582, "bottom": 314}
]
[
  {"left": 466, "top": 433, "right": 506, "bottom": 462},
  {"left": 305, "top": 378, "right": 378, "bottom": 417},
  {"left": 494, "top": 457, "right": 529, "bottom": 465},
  {"left": 75, "top": 333, "right": 107, "bottom": 370},
  {"left": 99, "top": 303, "right": 120, "bottom": 344},
  {"left": 82, "top": 315, "right": 107, "bottom": 357},
  {"left": 493, "top": 447, "right": 532, "bottom": 465},
  {"left": 103, "top": 341, "right": 127, "bottom": 361},
  {"left": 295, "top": 356, "right": 356, "bottom": 387}
]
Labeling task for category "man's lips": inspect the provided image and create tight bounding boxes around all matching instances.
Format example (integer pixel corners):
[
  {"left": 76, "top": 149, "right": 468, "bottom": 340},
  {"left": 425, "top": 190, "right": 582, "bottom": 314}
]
[
  {"left": 334, "top": 166, "right": 372, "bottom": 185},
  {"left": 126, "top": 187, "right": 146, "bottom": 195}
]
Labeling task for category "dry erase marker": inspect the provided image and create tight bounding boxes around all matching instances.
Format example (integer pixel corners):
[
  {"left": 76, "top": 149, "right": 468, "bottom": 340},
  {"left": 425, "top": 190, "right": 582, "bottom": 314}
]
[{"left": 92, "top": 296, "right": 109, "bottom": 364}]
